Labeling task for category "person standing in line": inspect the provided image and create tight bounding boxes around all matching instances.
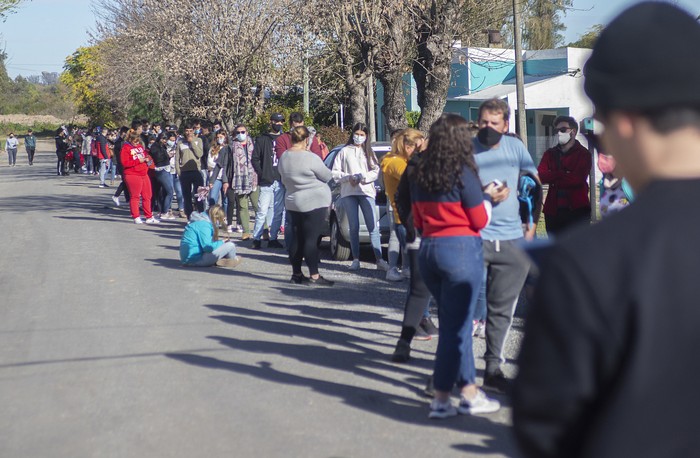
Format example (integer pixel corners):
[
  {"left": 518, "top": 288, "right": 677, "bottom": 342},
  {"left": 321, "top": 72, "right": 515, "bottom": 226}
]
[
  {"left": 332, "top": 123, "right": 390, "bottom": 272},
  {"left": 175, "top": 124, "right": 204, "bottom": 219},
  {"left": 5, "top": 133, "right": 18, "bottom": 167},
  {"left": 149, "top": 133, "right": 176, "bottom": 220},
  {"left": 278, "top": 126, "right": 334, "bottom": 286},
  {"left": 165, "top": 130, "right": 186, "bottom": 218},
  {"left": 411, "top": 113, "right": 504, "bottom": 419},
  {"left": 537, "top": 115, "right": 592, "bottom": 235},
  {"left": 251, "top": 113, "right": 285, "bottom": 249},
  {"left": 206, "top": 129, "right": 228, "bottom": 211},
  {"left": 24, "top": 129, "right": 36, "bottom": 165},
  {"left": 473, "top": 98, "right": 539, "bottom": 393},
  {"left": 82, "top": 130, "right": 94, "bottom": 175},
  {"left": 382, "top": 128, "right": 425, "bottom": 281},
  {"left": 94, "top": 127, "right": 111, "bottom": 188},
  {"left": 111, "top": 127, "right": 130, "bottom": 207},
  {"left": 54, "top": 128, "right": 70, "bottom": 176},
  {"left": 274, "top": 112, "right": 323, "bottom": 159},
  {"left": 120, "top": 129, "right": 158, "bottom": 224},
  {"left": 513, "top": 4, "right": 700, "bottom": 457}
]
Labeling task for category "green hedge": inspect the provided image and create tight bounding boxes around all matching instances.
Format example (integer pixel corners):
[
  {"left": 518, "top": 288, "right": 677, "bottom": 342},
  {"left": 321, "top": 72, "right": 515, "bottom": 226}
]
[{"left": 0, "top": 122, "right": 62, "bottom": 138}]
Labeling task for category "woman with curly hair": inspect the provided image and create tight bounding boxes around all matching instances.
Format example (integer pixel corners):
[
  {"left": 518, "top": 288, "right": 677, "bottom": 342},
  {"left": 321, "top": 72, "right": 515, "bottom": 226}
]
[{"left": 411, "top": 113, "right": 505, "bottom": 419}]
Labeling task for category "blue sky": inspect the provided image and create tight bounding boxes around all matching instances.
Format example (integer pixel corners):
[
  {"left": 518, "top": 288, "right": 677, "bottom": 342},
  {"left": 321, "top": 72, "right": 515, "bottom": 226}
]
[{"left": 1, "top": 0, "right": 699, "bottom": 79}]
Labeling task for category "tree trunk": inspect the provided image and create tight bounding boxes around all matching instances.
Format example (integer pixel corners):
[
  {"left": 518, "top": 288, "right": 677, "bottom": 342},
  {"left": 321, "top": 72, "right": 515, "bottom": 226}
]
[
  {"left": 378, "top": 71, "right": 408, "bottom": 137},
  {"left": 347, "top": 80, "right": 367, "bottom": 129}
]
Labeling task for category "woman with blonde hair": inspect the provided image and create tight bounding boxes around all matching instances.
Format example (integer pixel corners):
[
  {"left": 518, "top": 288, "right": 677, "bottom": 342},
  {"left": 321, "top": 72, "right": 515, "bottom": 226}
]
[
  {"left": 179, "top": 205, "right": 241, "bottom": 267},
  {"left": 120, "top": 129, "right": 158, "bottom": 224}
]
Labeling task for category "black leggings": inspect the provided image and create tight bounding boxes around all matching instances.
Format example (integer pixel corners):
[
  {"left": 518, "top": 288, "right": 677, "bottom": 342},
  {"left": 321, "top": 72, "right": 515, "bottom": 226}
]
[
  {"left": 400, "top": 248, "right": 432, "bottom": 343},
  {"left": 288, "top": 208, "right": 326, "bottom": 276}
]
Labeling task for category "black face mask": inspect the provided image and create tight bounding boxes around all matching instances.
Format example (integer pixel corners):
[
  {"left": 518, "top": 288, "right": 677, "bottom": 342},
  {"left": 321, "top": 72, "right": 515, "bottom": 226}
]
[
  {"left": 477, "top": 127, "right": 503, "bottom": 147},
  {"left": 271, "top": 124, "right": 283, "bottom": 133}
]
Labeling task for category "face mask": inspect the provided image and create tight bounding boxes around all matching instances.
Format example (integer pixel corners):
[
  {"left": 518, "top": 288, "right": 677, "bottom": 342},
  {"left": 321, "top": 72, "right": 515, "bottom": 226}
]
[
  {"left": 477, "top": 127, "right": 503, "bottom": 147},
  {"left": 236, "top": 133, "right": 246, "bottom": 142},
  {"left": 272, "top": 124, "right": 283, "bottom": 133},
  {"left": 167, "top": 140, "right": 175, "bottom": 147},
  {"left": 353, "top": 134, "right": 366, "bottom": 145},
  {"left": 558, "top": 131, "right": 572, "bottom": 146},
  {"left": 214, "top": 127, "right": 220, "bottom": 132},
  {"left": 194, "top": 129, "right": 201, "bottom": 135},
  {"left": 217, "top": 138, "right": 225, "bottom": 145}
]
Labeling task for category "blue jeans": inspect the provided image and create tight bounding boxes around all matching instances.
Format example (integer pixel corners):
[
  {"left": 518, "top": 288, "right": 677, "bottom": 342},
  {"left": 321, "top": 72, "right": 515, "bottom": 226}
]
[
  {"left": 473, "top": 268, "right": 488, "bottom": 322},
  {"left": 341, "top": 195, "right": 382, "bottom": 261},
  {"left": 419, "top": 236, "right": 484, "bottom": 391},
  {"left": 187, "top": 241, "right": 237, "bottom": 267},
  {"left": 154, "top": 169, "right": 174, "bottom": 214},
  {"left": 208, "top": 179, "right": 226, "bottom": 210},
  {"left": 99, "top": 159, "right": 109, "bottom": 184},
  {"left": 253, "top": 181, "right": 284, "bottom": 241},
  {"left": 171, "top": 173, "right": 184, "bottom": 211}
]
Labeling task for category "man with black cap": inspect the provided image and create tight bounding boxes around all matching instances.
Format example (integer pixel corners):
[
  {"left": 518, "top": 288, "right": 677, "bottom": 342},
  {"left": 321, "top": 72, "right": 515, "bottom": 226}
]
[
  {"left": 250, "top": 113, "right": 286, "bottom": 249},
  {"left": 512, "top": 3, "right": 700, "bottom": 457}
]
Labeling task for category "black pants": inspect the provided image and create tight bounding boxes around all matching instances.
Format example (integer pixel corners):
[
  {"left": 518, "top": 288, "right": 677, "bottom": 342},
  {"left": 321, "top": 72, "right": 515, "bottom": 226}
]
[
  {"left": 26, "top": 147, "right": 35, "bottom": 165},
  {"left": 400, "top": 248, "right": 433, "bottom": 343},
  {"left": 545, "top": 207, "right": 591, "bottom": 236},
  {"left": 180, "top": 170, "right": 204, "bottom": 217},
  {"left": 56, "top": 152, "right": 66, "bottom": 175},
  {"left": 288, "top": 208, "right": 326, "bottom": 276}
]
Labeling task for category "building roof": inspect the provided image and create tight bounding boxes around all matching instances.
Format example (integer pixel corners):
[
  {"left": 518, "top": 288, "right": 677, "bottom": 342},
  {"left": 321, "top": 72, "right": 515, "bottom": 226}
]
[{"left": 448, "top": 74, "right": 556, "bottom": 101}]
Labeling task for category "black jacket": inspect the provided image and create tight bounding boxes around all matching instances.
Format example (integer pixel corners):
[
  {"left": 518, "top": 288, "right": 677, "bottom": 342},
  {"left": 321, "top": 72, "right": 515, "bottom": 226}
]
[
  {"left": 252, "top": 132, "right": 281, "bottom": 186},
  {"left": 212, "top": 145, "right": 234, "bottom": 185},
  {"left": 395, "top": 153, "right": 419, "bottom": 243},
  {"left": 149, "top": 142, "right": 170, "bottom": 167},
  {"left": 513, "top": 179, "right": 700, "bottom": 458}
]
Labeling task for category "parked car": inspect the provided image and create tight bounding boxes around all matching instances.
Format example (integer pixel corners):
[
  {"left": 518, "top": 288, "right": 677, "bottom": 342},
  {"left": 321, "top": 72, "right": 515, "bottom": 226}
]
[{"left": 322, "top": 142, "right": 393, "bottom": 260}]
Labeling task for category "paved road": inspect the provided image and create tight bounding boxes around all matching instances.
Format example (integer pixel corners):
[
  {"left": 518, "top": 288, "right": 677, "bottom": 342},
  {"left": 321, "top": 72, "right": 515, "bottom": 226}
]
[{"left": 0, "top": 142, "right": 522, "bottom": 457}]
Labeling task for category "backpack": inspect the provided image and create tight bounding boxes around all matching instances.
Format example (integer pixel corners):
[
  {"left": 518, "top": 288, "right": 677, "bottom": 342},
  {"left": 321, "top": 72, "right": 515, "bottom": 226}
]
[
  {"left": 518, "top": 172, "right": 542, "bottom": 226},
  {"left": 90, "top": 139, "right": 100, "bottom": 157}
]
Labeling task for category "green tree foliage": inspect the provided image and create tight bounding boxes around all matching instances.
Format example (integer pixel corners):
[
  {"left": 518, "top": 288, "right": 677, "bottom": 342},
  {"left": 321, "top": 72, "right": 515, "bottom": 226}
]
[
  {"left": 568, "top": 24, "right": 604, "bottom": 49},
  {"left": 522, "top": 0, "right": 573, "bottom": 49},
  {"left": 0, "top": 0, "right": 25, "bottom": 21},
  {"left": 60, "top": 46, "right": 119, "bottom": 125}
]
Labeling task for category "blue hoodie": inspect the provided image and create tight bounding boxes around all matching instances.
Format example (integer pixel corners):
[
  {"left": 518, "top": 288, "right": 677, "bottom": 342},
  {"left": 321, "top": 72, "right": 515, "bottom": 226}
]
[{"left": 179, "top": 212, "right": 223, "bottom": 264}]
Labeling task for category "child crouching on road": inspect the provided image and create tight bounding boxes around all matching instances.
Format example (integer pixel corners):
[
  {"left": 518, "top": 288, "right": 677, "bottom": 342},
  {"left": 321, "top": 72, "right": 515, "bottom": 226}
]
[{"left": 180, "top": 205, "right": 242, "bottom": 268}]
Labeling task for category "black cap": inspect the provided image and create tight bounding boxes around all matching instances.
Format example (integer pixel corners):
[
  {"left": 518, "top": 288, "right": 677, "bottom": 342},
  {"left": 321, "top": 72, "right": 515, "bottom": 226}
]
[
  {"left": 270, "top": 113, "right": 285, "bottom": 122},
  {"left": 584, "top": 2, "right": 700, "bottom": 115}
]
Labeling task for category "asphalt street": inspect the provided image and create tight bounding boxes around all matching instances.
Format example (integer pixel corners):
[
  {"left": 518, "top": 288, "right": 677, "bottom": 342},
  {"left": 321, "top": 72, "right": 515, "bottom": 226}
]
[{"left": 0, "top": 141, "right": 523, "bottom": 458}]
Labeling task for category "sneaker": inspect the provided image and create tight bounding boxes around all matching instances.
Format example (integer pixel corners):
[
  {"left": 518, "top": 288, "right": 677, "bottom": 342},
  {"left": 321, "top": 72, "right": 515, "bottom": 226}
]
[
  {"left": 290, "top": 273, "right": 310, "bottom": 285},
  {"left": 145, "top": 217, "right": 159, "bottom": 224},
  {"left": 376, "top": 259, "right": 390, "bottom": 271},
  {"left": 428, "top": 399, "right": 458, "bottom": 419},
  {"left": 309, "top": 275, "right": 334, "bottom": 286},
  {"left": 235, "top": 225, "right": 244, "bottom": 233},
  {"left": 98, "top": 184, "right": 105, "bottom": 188},
  {"left": 216, "top": 256, "right": 243, "bottom": 268},
  {"left": 241, "top": 234, "right": 252, "bottom": 241},
  {"left": 385, "top": 267, "right": 403, "bottom": 282},
  {"left": 267, "top": 239, "right": 284, "bottom": 249},
  {"left": 420, "top": 317, "right": 439, "bottom": 337},
  {"left": 179, "top": 211, "right": 187, "bottom": 219},
  {"left": 413, "top": 325, "right": 432, "bottom": 341},
  {"left": 262, "top": 228, "right": 270, "bottom": 241},
  {"left": 458, "top": 389, "right": 501, "bottom": 415},
  {"left": 473, "top": 320, "right": 486, "bottom": 338},
  {"left": 160, "top": 212, "right": 176, "bottom": 220},
  {"left": 112, "top": 196, "right": 120, "bottom": 207},
  {"left": 391, "top": 339, "right": 411, "bottom": 363},
  {"left": 134, "top": 217, "right": 144, "bottom": 224},
  {"left": 102, "top": 183, "right": 110, "bottom": 188},
  {"left": 251, "top": 240, "right": 262, "bottom": 249},
  {"left": 401, "top": 267, "right": 411, "bottom": 279},
  {"left": 483, "top": 370, "right": 511, "bottom": 394},
  {"left": 226, "top": 225, "right": 235, "bottom": 233},
  {"left": 349, "top": 259, "right": 360, "bottom": 271}
]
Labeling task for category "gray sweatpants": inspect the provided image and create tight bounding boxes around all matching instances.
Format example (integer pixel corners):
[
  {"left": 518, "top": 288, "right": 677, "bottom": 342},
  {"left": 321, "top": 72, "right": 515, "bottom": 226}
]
[{"left": 483, "top": 238, "right": 531, "bottom": 373}]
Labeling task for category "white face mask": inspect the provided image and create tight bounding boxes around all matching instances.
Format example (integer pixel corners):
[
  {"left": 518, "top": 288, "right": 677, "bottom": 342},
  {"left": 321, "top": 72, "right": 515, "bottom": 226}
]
[
  {"left": 558, "top": 131, "right": 572, "bottom": 146},
  {"left": 217, "top": 138, "right": 225, "bottom": 145},
  {"left": 353, "top": 134, "right": 366, "bottom": 145},
  {"left": 167, "top": 140, "right": 175, "bottom": 147},
  {"left": 236, "top": 133, "right": 246, "bottom": 142}
]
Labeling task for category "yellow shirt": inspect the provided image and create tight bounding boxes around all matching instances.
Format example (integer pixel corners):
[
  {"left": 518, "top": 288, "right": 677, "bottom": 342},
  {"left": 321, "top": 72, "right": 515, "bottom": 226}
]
[{"left": 380, "top": 154, "right": 408, "bottom": 224}]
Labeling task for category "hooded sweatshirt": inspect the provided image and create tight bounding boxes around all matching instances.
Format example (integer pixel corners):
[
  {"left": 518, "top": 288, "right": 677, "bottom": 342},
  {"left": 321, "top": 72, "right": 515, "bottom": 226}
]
[{"left": 179, "top": 212, "right": 224, "bottom": 264}]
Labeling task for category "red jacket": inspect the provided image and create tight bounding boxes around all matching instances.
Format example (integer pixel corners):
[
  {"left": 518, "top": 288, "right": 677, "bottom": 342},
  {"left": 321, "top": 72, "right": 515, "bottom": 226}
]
[
  {"left": 274, "top": 132, "right": 323, "bottom": 159},
  {"left": 538, "top": 140, "right": 592, "bottom": 215},
  {"left": 120, "top": 142, "right": 149, "bottom": 176}
]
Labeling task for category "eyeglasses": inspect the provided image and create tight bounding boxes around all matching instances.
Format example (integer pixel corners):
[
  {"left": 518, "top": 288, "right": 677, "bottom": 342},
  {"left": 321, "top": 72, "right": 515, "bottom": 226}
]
[
  {"left": 557, "top": 127, "right": 572, "bottom": 133},
  {"left": 235, "top": 131, "right": 246, "bottom": 135}
]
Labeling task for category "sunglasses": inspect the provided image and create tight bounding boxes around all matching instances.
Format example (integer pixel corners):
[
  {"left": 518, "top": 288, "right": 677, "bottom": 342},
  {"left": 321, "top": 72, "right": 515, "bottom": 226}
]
[{"left": 235, "top": 131, "right": 246, "bottom": 134}]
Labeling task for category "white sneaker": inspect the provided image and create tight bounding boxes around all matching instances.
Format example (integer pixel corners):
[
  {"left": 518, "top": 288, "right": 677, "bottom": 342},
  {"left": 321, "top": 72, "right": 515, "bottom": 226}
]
[
  {"left": 458, "top": 389, "right": 500, "bottom": 415},
  {"left": 401, "top": 267, "right": 411, "bottom": 279},
  {"left": 376, "top": 259, "right": 390, "bottom": 272},
  {"left": 349, "top": 260, "right": 360, "bottom": 271},
  {"left": 134, "top": 217, "right": 143, "bottom": 224},
  {"left": 428, "top": 399, "right": 458, "bottom": 419},
  {"left": 160, "top": 212, "right": 176, "bottom": 220},
  {"left": 112, "top": 196, "right": 120, "bottom": 206},
  {"left": 386, "top": 267, "right": 403, "bottom": 282},
  {"left": 145, "top": 217, "right": 159, "bottom": 224},
  {"left": 227, "top": 225, "right": 235, "bottom": 233}
]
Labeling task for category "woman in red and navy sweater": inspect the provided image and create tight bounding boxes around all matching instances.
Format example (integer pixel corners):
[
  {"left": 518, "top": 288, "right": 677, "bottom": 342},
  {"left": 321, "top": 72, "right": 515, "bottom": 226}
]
[
  {"left": 121, "top": 129, "right": 157, "bottom": 224},
  {"left": 411, "top": 113, "right": 504, "bottom": 419}
]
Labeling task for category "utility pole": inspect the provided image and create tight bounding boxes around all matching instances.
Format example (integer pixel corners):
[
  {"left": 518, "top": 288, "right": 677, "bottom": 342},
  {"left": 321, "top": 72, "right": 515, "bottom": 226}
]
[
  {"left": 367, "top": 75, "right": 376, "bottom": 142},
  {"left": 303, "top": 53, "right": 310, "bottom": 114},
  {"left": 513, "top": 0, "right": 528, "bottom": 151}
]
